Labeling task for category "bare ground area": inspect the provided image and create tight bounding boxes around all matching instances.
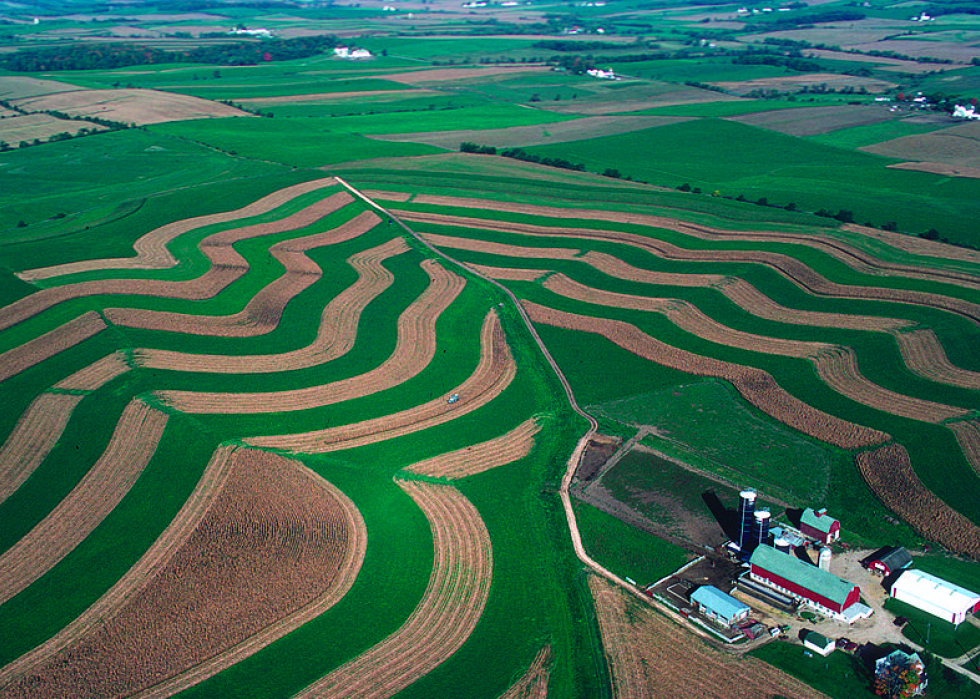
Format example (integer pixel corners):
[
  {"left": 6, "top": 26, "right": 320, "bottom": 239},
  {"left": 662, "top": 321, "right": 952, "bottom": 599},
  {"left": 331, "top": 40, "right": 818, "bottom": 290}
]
[
  {"left": 0, "top": 400, "right": 168, "bottom": 607},
  {"left": 711, "top": 73, "right": 895, "bottom": 95},
  {"left": 293, "top": 480, "right": 491, "bottom": 699},
  {"left": 0, "top": 447, "right": 366, "bottom": 699},
  {"left": 11, "top": 88, "right": 250, "bottom": 126},
  {"left": 589, "top": 575, "right": 827, "bottom": 699},
  {"left": 0, "top": 113, "right": 107, "bottom": 146},
  {"left": 887, "top": 161, "right": 980, "bottom": 179},
  {"left": 862, "top": 132, "right": 980, "bottom": 169},
  {"left": 856, "top": 443, "right": 980, "bottom": 559},
  {"left": 245, "top": 309, "right": 516, "bottom": 453},
  {"left": 404, "top": 417, "right": 540, "bottom": 479},
  {"left": 157, "top": 258, "right": 464, "bottom": 413},
  {"left": 727, "top": 104, "right": 897, "bottom": 137}
]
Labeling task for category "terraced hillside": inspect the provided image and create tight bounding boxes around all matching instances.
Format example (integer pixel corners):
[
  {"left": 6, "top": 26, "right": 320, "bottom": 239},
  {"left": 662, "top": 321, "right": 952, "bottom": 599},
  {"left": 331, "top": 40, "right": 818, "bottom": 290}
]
[{"left": 0, "top": 176, "right": 591, "bottom": 698}]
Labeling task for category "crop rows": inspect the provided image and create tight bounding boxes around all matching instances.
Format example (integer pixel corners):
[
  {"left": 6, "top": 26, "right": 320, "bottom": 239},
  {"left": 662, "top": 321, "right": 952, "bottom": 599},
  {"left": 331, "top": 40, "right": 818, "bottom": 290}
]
[
  {"left": 293, "top": 479, "right": 492, "bottom": 699},
  {"left": 498, "top": 645, "right": 552, "bottom": 699},
  {"left": 405, "top": 417, "right": 541, "bottom": 479}
]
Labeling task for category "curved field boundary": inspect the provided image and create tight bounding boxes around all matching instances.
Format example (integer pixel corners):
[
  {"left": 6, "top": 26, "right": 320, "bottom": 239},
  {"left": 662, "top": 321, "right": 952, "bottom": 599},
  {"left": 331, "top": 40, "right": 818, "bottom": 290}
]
[
  {"left": 523, "top": 300, "right": 887, "bottom": 450},
  {"left": 588, "top": 574, "right": 827, "bottom": 699},
  {"left": 53, "top": 352, "right": 130, "bottom": 391},
  {"left": 0, "top": 447, "right": 367, "bottom": 699},
  {"left": 856, "top": 444, "right": 980, "bottom": 559},
  {"left": 498, "top": 645, "right": 552, "bottom": 699},
  {"left": 469, "top": 265, "right": 551, "bottom": 282},
  {"left": 407, "top": 195, "right": 980, "bottom": 291},
  {"left": 0, "top": 444, "right": 240, "bottom": 690},
  {"left": 292, "top": 479, "right": 491, "bottom": 699},
  {"left": 106, "top": 211, "right": 382, "bottom": 338},
  {"left": 245, "top": 309, "right": 516, "bottom": 453},
  {"left": 404, "top": 417, "right": 541, "bottom": 479},
  {"left": 0, "top": 400, "right": 168, "bottom": 606},
  {"left": 157, "top": 258, "right": 464, "bottom": 414},
  {"left": 0, "top": 194, "right": 355, "bottom": 334},
  {"left": 401, "top": 211, "right": 980, "bottom": 328},
  {"left": 0, "top": 393, "right": 84, "bottom": 506},
  {"left": 544, "top": 273, "right": 968, "bottom": 423},
  {"left": 949, "top": 421, "right": 980, "bottom": 479},
  {"left": 842, "top": 223, "right": 980, "bottom": 266},
  {"left": 893, "top": 329, "right": 980, "bottom": 392},
  {"left": 415, "top": 232, "right": 582, "bottom": 262},
  {"left": 136, "top": 238, "right": 407, "bottom": 372},
  {"left": 17, "top": 178, "right": 340, "bottom": 282},
  {"left": 0, "top": 312, "right": 106, "bottom": 384},
  {"left": 363, "top": 190, "right": 412, "bottom": 203}
]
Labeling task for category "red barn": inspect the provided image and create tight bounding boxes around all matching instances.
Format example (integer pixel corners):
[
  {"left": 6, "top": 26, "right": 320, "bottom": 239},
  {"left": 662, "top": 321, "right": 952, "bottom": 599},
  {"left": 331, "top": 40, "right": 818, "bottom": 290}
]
[
  {"left": 749, "top": 545, "right": 869, "bottom": 622},
  {"left": 800, "top": 507, "right": 840, "bottom": 544}
]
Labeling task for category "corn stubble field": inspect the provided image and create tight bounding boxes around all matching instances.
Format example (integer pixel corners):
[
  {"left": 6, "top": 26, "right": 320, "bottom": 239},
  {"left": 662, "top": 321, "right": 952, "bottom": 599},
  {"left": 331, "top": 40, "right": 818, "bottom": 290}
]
[{"left": 3, "top": 0, "right": 980, "bottom": 696}]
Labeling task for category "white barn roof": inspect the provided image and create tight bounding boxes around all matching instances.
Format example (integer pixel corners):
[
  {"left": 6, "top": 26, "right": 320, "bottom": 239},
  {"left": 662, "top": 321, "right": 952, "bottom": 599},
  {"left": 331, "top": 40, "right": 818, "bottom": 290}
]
[{"left": 892, "top": 570, "right": 980, "bottom": 617}]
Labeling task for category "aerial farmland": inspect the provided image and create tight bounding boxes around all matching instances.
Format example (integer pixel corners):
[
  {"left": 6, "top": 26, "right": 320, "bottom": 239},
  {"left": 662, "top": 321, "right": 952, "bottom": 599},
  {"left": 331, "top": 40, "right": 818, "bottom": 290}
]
[{"left": 1, "top": 0, "right": 980, "bottom": 696}]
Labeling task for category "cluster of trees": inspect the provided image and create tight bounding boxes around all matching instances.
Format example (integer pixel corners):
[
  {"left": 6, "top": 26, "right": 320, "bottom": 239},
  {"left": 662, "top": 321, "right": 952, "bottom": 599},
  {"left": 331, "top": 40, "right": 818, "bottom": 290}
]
[
  {"left": 746, "top": 9, "right": 865, "bottom": 32},
  {"left": 459, "top": 142, "right": 585, "bottom": 171},
  {"left": 762, "top": 36, "right": 953, "bottom": 65},
  {"left": 733, "top": 49, "right": 822, "bottom": 74},
  {"left": 1, "top": 35, "right": 338, "bottom": 72}
]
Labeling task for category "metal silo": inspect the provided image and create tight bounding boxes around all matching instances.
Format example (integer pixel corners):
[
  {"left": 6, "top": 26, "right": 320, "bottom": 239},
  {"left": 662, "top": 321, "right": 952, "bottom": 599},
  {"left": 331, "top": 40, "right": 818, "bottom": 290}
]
[
  {"left": 752, "top": 509, "right": 771, "bottom": 552},
  {"left": 738, "top": 490, "right": 756, "bottom": 550}
]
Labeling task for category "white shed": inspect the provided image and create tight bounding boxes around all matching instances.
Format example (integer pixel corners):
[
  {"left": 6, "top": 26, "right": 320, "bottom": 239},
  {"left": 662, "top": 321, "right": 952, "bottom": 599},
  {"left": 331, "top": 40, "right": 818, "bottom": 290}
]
[{"left": 890, "top": 570, "right": 980, "bottom": 625}]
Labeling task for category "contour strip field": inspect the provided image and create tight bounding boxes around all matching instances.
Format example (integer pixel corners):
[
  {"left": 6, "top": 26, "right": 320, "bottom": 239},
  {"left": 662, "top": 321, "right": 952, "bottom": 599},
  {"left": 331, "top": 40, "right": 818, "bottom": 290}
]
[
  {"left": 404, "top": 417, "right": 541, "bottom": 479},
  {"left": 292, "top": 479, "right": 491, "bottom": 699}
]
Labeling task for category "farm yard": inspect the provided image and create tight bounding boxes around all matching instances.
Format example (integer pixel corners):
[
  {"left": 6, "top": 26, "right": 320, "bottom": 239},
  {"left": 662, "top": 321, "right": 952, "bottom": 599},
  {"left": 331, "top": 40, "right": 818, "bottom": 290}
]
[{"left": 2, "top": 0, "right": 980, "bottom": 696}]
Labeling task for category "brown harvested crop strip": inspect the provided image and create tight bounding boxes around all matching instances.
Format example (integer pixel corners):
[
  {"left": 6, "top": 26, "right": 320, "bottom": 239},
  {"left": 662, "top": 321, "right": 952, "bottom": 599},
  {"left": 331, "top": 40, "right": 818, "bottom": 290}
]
[
  {"left": 0, "top": 194, "right": 354, "bottom": 334},
  {"left": 405, "top": 417, "right": 541, "bottom": 479},
  {"left": 544, "top": 273, "right": 832, "bottom": 359},
  {"left": 158, "top": 258, "right": 463, "bottom": 413},
  {"left": 17, "top": 178, "right": 341, "bottom": 282},
  {"left": 949, "top": 421, "right": 980, "bottom": 479},
  {"left": 0, "top": 312, "right": 105, "bottom": 384},
  {"left": 136, "top": 238, "right": 407, "bottom": 373},
  {"left": 0, "top": 393, "right": 84, "bottom": 506},
  {"left": 245, "top": 309, "right": 516, "bottom": 453},
  {"left": 403, "top": 210, "right": 980, "bottom": 328},
  {"left": 468, "top": 264, "right": 550, "bottom": 282},
  {"left": 293, "top": 480, "right": 491, "bottom": 699},
  {"left": 0, "top": 447, "right": 367, "bottom": 699},
  {"left": 423, "top": 231, "right": 582, "bottom": 261},
  {"left": 363, "top": 190, "right": 412, "bottom": 202},
  {"left": 53, "top": 352, "right": 130, "bottom": 391},
  {"left": 0, "top": 400, "right": 168, "bottom": 606},
  {"left": 588, "top": 575, "right": 826, "bottom": 699},
  {"left": 856, "top": 444, "right": 980, "bottom": 559},
  {"left": 498, "top": 645, "right": 552, "bottom": 699},
  {"left": 893, "top": 329, "right": 980, "bottom": 391},
  {"left": 408, "top": 195, "right": 980, "bottom": 290},
  {"left": 0, "top": 444, "right": 241, "bottom": 690},
  {"left": 814, "top": 347, "right": 967, "bottom": 423},
  {"left": 524, "top": 300, "right": 886, "bottom": 449}
]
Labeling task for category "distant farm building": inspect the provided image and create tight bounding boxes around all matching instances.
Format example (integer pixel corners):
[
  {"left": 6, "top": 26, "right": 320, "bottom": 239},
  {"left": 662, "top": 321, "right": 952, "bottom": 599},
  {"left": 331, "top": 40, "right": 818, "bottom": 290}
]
[
  {"left": 689, "top": 586, "right": 750, "bottom": 628},
  {"left": 800, "top": 507, "right": 839, "bottom": 544},
  {"left": 802, "top": 630, "right": 835, "bottom": 657},
  {"left": 889, "top": 569, "right": 980, "bottom": 626},
  {"left": 749, "top": 545, "right": 871, "bottom": 622},
  {"left": 334, "top": 47, "right": 373, "bottom": 59},
  {"left": 861, "top": 546, "right": 913, "bottom": 577}
]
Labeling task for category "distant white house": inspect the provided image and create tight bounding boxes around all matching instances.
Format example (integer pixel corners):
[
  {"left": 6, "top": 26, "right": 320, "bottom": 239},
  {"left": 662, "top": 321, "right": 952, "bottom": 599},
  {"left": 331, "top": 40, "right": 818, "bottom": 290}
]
[
  {"left": 232, "top": 27, "right": 273, "bottom": 37},
  {"left": 586, "top": 68, "right": 617, "bottom": 80},
  {"left": 334, "top": 47, "right": 373, "bottom": 59},
  {"left": 954, "top": 104, "right": 980, "bottom": 120}
]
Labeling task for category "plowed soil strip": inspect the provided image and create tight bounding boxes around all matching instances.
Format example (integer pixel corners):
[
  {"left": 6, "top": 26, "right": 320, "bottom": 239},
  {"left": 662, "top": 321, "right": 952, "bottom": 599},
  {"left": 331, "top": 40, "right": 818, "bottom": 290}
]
[
  {"left": 405, "top": 417, "right": 540, "bottom": 479},
  {"left": 421, "top": 232, "right": 581, "bottom": 262},
  {"left": 407, "top": 196, "right": 980, "bottom": 290},
  {"left": 499, "top": 646, "right": 552, "bottom": 699},
  {"left": 159, "top": 259, "right": 463, "bottom": 413},
  {"left": 893, "top": 329, "right": 980, "bottom": 391},
  {"left": 137, "top": 238, "right": 407, "bottom": 372},
  {"left": 856, "top": 444, "right": 980, "bottom": 559},
  {"left": 18, "top": 178, "right": 340, "bottom": 281},
  {"left": 0, "top": 312, "right": 106, "bottom": 384},
  {"left": 0, "top": 393, "right": 84, "bottom": 506},
  {"left": 524, "top": 301, "right": 886, "bottom": 450},
  {"left": 403, "top": 210, "right": 980, "bottom": 327},
  {"left": 0, "top": 444, "right": 240, "bottom": 690},
  {"left": 245, "top": 310, "right": 516, "bottom": 453},
  {"left": 813, "top": 347, "right": 967, "bottom": 423},
  {"left": 53, "top": 352, "right": 130, "bottom": 391},
  {"left": 1, "top": 194, "right": 354, "bottom": 334},
  {"left": 108, "top": 211, "right": 384, "bottom": 340},
  {"left": 363, "top": 190, "right": 411, "bottom": 203},
  {"left": 0, "top": 448, "right": 367, "bottom": 699},
  {"left": 0, "top": 400, "right": 168, "bottom": 606},
  {"left": 293, "top": 480, "right": 491, "bottom": 699},
  {"left": 469, "top": 264, "right": 549, "bottom": 282},
  {"left": 588, "top": 575, "right": 826, "bottom": 699},
  {"left": 950, "top": 420, "right": 980, "bottom": 479}
]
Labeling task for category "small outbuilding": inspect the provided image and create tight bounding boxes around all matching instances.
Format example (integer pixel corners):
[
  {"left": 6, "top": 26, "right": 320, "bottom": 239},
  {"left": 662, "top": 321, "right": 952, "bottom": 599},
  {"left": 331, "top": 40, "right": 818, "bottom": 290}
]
[
  {"left": 861, "top": 546, "right": 913, "bottom": 577},
  {"left": 689, "top": 585, "right": 751, "bottom": 628},
  {"left": 889, "top": 569, "right": 980, "bottom": 626},
  {"left": 800, "top": 507, "right": 840, "bottom": 544},
  {"left": 802, "top": 630, "right": 835, "bottom": 657}
]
